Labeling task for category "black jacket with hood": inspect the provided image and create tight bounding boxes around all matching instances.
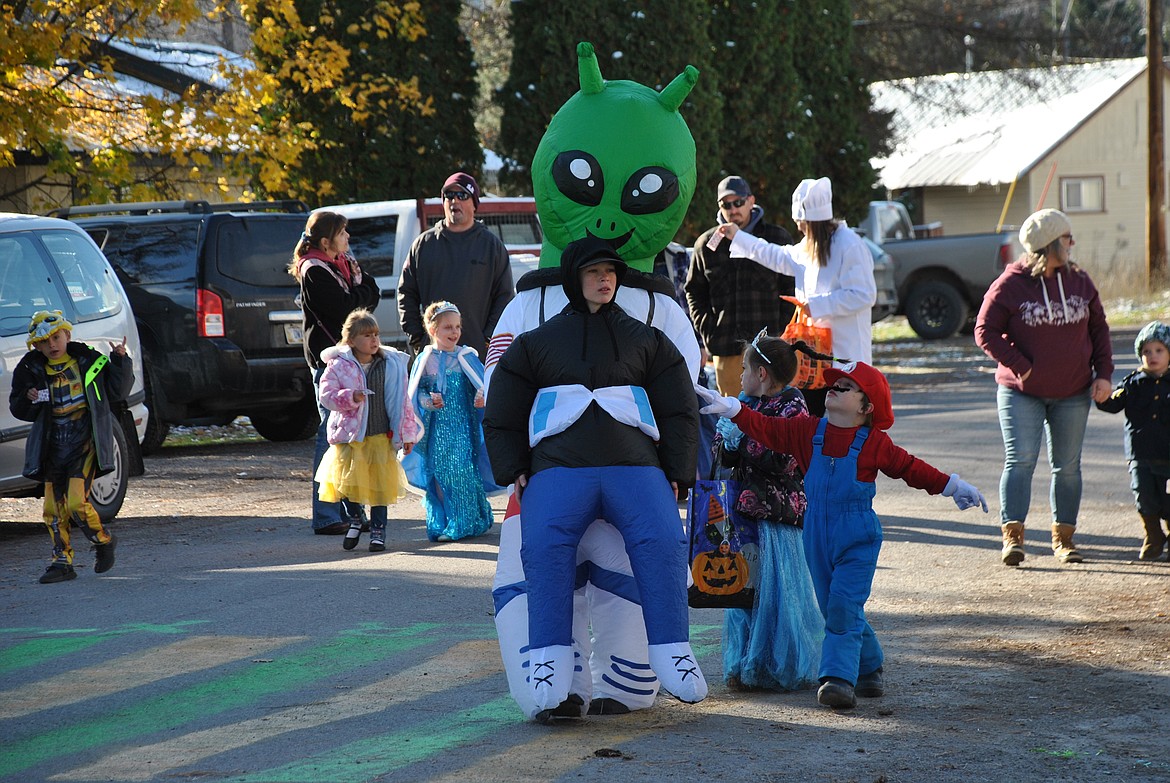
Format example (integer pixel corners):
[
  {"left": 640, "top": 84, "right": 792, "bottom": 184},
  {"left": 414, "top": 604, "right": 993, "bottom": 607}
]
[
  {"left": 9, "top": 341, "right": 133, "bottom": 481},
  {"left": 484, "top": 237, "right": 698, "bottom": 487}
]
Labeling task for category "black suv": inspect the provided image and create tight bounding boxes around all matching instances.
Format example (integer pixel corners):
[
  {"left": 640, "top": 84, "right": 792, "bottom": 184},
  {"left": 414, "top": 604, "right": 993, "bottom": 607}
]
[{"left": 53, "top": 201, "right": 317, "bottom": 453}]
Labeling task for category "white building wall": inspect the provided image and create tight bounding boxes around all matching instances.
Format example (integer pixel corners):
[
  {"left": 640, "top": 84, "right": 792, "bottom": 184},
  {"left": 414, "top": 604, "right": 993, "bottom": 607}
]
[{"left": 907, "top": 69, "right": 1170, "bottom": 289}]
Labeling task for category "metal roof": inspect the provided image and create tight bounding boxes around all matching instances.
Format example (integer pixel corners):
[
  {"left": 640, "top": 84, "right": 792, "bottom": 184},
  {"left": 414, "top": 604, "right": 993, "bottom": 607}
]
[{"left": 870, "top": 58, "right": 1148, "bottom": 190}]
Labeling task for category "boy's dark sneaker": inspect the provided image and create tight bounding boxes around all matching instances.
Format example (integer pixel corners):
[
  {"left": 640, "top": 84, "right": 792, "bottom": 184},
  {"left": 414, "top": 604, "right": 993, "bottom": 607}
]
[
  {"left": 586, "top": 697, "right": 630, "bottom": 715},
  {"left": 817, "top": 678, "right": 857, "bottom": 708},
  {"left": 94, "top": 534, "right": 117, "bottom": 574},
  {"left": 856, "top": 667, "right": 884, "bottom": 698},
  {"left": 39, "top": 564, "right": 77, "bottom": 584},
  {"left": 534, "top": 693, "right": 585, "bottom": 724}
]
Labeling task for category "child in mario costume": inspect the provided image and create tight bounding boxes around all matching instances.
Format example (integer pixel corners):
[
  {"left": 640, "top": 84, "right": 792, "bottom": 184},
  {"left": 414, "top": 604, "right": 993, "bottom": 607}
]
[
  {"left": 9, "top": 311, "right": 133, "bottom": 584},
  {"left": 697, "top": 361, "right": 987, "bottom": 709}
]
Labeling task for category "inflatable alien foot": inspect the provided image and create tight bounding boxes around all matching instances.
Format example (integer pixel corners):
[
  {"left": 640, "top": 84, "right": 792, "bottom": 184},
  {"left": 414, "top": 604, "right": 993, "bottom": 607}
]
[
  {"left": 529, "top": 645, "right": 576, "bottom": 712},
  {"left": 648, "top": 642, "right": 708, "bottom": 703}
]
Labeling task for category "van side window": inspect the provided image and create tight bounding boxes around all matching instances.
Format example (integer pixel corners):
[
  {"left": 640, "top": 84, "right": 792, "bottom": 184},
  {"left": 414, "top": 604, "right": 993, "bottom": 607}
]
[
  {"left": 41, "top": 230, "right": 122, "bottom": 321},
  {"left": 0, "top": 236, "right": 68, "bottom": 336},
  {"left": 347, "top": 215, "right": 398, "bottom": 277},
  {"left": 482, "top": 215, "right": 542, "bottom": 246}
]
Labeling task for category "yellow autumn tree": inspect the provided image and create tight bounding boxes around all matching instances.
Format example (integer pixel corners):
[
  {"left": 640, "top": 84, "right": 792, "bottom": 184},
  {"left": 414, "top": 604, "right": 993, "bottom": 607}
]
[{"left": 0, "top": 0, "right": 438, "bottom": 211}]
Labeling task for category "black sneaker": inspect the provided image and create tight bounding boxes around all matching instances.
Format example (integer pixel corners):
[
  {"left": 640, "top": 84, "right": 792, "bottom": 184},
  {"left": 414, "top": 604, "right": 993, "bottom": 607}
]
[
  {"left": 342, "top": 524, "right": 362, "bottom": 551},
  {"left": 534, "top": 694, "right": 585, "bottom": 724},
  {"left": 369, "top": 536, "right": 385, "bottom": 552},
  {"left": 587, "top": 697, "right": 630, "bottom": 715},
  {"left": 94, "top": 534, "right": 117, "bottom": 574},
  {"left": 39, "top": 563, "right": 77, "bottom": 584},
  {"left": 856, "top": 667, "right": 884, "bottom": 698},
  {"left": 817, "top": 678, "right": 857, "bottom": 708}
]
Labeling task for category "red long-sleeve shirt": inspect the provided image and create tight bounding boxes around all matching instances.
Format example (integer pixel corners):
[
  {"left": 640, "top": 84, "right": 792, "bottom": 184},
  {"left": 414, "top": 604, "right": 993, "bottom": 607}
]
[{"left": 732, "top": 408, "right": 950, "bottom": 493}]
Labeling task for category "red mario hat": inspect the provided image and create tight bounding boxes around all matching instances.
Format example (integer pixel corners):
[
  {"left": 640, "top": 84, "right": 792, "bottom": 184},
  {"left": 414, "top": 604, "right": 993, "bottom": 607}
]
[{"left": 823, "top": 361, "right": 894, "bottom": 430}]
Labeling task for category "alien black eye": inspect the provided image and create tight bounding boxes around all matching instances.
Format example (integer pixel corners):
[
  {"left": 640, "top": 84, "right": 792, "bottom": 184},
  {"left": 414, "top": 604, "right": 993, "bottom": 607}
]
[
  {"left": 620, "top": 167, "right": 679, "bottom": 215},
  {"left": 552, "top": 151, "right": 604, "bottom": 207}
]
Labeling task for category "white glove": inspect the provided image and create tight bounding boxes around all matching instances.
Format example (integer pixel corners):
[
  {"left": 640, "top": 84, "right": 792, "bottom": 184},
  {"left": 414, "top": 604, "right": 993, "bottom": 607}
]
[
  {"left": 695, "top": 384, "right": 741, "bottom": 418},
  {"left": 943, "top": 473, "right": 988, "bottom": 512}
]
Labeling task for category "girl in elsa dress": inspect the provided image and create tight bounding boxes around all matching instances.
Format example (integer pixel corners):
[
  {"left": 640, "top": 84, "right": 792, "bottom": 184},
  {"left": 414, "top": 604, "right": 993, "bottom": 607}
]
[
  {"left": 405, "top": 302, "right": 499, "bottom": 541},
  {"left": 714, "top": 329, "right": 824, "bottom": 691}
]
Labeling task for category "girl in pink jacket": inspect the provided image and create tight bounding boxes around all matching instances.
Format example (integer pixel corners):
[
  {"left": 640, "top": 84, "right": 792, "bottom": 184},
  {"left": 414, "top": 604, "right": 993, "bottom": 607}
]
[{"left": 315, "top": 309, "right": 421, "bottom": 551}]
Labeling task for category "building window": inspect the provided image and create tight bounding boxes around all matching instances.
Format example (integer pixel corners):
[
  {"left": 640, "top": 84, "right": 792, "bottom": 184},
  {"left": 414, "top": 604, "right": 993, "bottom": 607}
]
[{"left": 1059, "top": 176, "right": 1105, "bottom": 213}]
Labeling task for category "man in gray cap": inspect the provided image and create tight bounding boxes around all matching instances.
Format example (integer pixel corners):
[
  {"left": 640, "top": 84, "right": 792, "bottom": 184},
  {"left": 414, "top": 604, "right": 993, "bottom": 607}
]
[{"left": 685, "top": 176, "right": 795, "bottom": 396}]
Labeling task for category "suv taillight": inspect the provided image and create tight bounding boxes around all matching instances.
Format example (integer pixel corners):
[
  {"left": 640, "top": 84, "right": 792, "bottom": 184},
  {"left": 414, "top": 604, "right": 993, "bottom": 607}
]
[
  {"left": 998, "top": 242, "right": 1015, "bottom": 269},
  {"left": 197, "top": 289, "right": 225, "bottom": 337}
]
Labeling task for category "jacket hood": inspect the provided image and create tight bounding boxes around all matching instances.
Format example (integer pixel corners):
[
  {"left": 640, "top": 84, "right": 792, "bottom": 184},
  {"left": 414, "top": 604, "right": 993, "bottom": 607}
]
[{"left": 560, "top": 236, "right": 628, "bottom": 313}]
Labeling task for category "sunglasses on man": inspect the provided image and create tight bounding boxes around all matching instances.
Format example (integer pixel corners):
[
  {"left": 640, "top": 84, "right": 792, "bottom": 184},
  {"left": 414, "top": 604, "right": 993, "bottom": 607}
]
[
  {"left": 719, "top": 197, "right": 747, "bottom": 210},
  {"left": 443, "top": 190, "right": 472, "bottom": 202}
]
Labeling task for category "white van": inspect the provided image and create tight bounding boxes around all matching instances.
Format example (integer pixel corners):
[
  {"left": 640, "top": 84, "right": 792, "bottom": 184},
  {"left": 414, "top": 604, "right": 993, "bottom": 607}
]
[
  {"left": 319, "top": 197, "right": 541, "bottom": 348},
  {"left": 0, "top": 214, "right": 149, "bottom": 522}
]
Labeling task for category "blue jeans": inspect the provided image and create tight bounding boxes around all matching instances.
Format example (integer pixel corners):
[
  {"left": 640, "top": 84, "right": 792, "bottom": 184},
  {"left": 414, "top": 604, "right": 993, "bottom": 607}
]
[
  {"left": 995, "top": 385, "right": 1091, "bottom": 526},
  {"left": 311, "top": 367, "right": 359, "bottom": 530}
]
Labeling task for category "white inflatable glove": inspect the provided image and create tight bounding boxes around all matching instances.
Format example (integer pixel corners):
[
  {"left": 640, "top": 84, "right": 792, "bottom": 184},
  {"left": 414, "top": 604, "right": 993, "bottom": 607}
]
[
  {"left": 943, "top": 473, "right": 988, "bottom": 512},
  {"left": 695, "top": 384, "right": 741, "bottom": 418}
]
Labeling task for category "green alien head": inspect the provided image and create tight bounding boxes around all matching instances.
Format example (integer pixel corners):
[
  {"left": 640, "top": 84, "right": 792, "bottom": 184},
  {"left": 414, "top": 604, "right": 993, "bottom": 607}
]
[{"left": 533, "top": 42, "right": 699, "bottom": 273}]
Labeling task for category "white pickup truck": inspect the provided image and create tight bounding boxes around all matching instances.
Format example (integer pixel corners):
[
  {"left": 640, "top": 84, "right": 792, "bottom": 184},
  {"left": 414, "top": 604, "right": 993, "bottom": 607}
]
[
  {"left": 319, "top": 197, "right": 541, "bottom": 348},
  {"left": 858, "top": 201, "right": 1023, "bottom": 339}
]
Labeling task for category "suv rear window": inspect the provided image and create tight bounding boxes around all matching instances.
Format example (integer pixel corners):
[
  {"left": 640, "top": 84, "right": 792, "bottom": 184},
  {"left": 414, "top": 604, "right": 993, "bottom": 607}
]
[
  {"left": 347, "top": 215, "right": 398, "bottom": 277},
  {"left": 95, "top": 223, "right": 200, "bottom": 285},
  {"left": 215, "top": 219, "right": 305, "bottom": 287}
]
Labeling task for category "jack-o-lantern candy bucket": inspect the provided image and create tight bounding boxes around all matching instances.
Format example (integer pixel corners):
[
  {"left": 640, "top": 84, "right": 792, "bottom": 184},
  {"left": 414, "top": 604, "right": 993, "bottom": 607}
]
[{"left": 686, "top": 480, "right": 759, "bottom": 609}]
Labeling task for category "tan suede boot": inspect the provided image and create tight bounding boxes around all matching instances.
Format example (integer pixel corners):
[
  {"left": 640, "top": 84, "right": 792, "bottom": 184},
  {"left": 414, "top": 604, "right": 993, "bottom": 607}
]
[
  {"left": 1001, "top": 522, "right": 1025, "bottom": 566},
  {"left": 1051, "top": 523, "right": 1084, "bottom": 563},
  {"left": 1138, "top": 515, "right": 1167, "bottom": 561}
]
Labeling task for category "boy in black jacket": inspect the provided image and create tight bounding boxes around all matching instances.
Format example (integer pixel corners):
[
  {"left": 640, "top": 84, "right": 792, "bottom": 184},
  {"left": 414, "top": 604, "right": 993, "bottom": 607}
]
[
  {"left": 9, "top": 311, "right": 133, "bottom": 583},
  {"left": 484, "top": 238, "right": 705, "bottom": 719}
]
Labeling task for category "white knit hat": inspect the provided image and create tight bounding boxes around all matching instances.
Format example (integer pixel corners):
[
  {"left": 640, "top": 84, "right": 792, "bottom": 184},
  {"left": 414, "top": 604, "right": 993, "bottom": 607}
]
[
  {"left": 1019, "top": 209, "right": 1072, "bottom": 253},
  {"left": 791, "top": 177, "right": 833, "bottom": 222}
]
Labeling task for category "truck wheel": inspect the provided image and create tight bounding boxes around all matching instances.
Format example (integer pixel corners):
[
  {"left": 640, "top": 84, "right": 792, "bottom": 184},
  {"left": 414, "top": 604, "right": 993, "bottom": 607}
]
[
  {"left": 251, "top": 396, "right": 319, "bottom": 442},
  {"left": 91, "top": 422, "right": 129, "bottom": 523},
  {"left": 140, "top": 367, "right": 170, "bottom": 455},
  {"left": 904, "top": 280, "right": 969, "bottom": 340}
]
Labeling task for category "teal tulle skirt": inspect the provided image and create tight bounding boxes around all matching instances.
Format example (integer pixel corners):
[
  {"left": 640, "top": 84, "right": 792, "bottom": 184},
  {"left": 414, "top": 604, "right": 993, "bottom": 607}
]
[{"left": 722, "top": 520, "right": 823, "bottom": 691}]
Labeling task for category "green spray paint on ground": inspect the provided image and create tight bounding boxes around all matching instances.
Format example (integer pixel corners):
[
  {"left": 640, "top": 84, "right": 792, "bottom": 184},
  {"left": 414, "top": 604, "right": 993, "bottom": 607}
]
[
  {"left": 0, "top": 622, "right": 445, "bottom": 778},
  {"left": 0, "top": 620, "right": 208, "bottom": 676},
  {"left": 232, "top": 697, "right": 517, "bottom": 783}
]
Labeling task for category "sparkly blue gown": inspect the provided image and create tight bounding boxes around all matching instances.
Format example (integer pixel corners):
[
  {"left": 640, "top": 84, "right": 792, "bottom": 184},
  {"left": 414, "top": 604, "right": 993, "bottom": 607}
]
[{"left": 410, "top": 349, "right": 495, "bottom": 541}]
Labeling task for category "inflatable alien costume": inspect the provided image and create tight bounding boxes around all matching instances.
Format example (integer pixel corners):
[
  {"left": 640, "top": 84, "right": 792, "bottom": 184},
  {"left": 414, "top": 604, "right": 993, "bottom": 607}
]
[{"left": 485, "top": 42, "right": 705, "bottom": 720}]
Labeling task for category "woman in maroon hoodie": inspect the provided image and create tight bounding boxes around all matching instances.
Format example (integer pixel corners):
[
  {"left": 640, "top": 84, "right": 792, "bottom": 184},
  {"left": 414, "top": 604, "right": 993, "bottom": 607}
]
[{"left": 975, "top": 209, "right": 1113, "bottom": 566}]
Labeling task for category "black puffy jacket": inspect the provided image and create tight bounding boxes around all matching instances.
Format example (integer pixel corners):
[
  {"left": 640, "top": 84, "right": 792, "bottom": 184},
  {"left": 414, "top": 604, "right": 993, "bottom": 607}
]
[
  {"left": 9, "top": 342, "right": 133, "bottom": 481},
  {"left": 484, "top": 238, "right": 697, "bottom": 487}
]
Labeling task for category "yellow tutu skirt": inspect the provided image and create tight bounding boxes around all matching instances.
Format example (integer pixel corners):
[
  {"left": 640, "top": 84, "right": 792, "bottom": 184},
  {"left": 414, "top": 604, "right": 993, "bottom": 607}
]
[{"left": 315, "top": 435, "right": 407, "bottom": 507}]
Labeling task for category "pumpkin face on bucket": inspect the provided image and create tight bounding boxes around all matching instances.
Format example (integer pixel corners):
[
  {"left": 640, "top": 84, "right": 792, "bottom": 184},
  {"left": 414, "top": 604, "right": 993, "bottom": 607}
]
[{"left": 691, "top": 548, "right": 749, "bottom": 595}]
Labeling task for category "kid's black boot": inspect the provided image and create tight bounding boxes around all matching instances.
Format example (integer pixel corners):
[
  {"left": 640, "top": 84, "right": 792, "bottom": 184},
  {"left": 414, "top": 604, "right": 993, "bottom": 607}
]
[{"left": 94, "top": 534, "right": 117, "bottom": 574}]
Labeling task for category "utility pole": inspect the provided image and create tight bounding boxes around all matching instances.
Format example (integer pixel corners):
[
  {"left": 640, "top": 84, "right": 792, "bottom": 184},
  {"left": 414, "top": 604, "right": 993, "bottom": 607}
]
[{"left": 1148, "top": 0, "right": 1167, "bottom": 288}]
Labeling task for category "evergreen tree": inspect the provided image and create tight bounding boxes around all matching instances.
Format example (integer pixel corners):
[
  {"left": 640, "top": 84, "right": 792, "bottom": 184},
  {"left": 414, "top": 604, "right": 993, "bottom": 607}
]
[
  {"left": 249, "top": 0, "right": 480, "bottom": 206},
  {"left": 497, "top": 1, "right": 718, "bottom": 239},
  {"left": 706, "top": 0, "right": 814, "bottom": 235},
  {"left": 790, "top": 0, "right": 878, "bottom": 224}
]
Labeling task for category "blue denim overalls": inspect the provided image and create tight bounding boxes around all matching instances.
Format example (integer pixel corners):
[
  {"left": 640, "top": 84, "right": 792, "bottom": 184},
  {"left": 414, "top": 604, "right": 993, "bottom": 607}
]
[{"left": 803, "top": 418, "right": 885, "bottom": 684}]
